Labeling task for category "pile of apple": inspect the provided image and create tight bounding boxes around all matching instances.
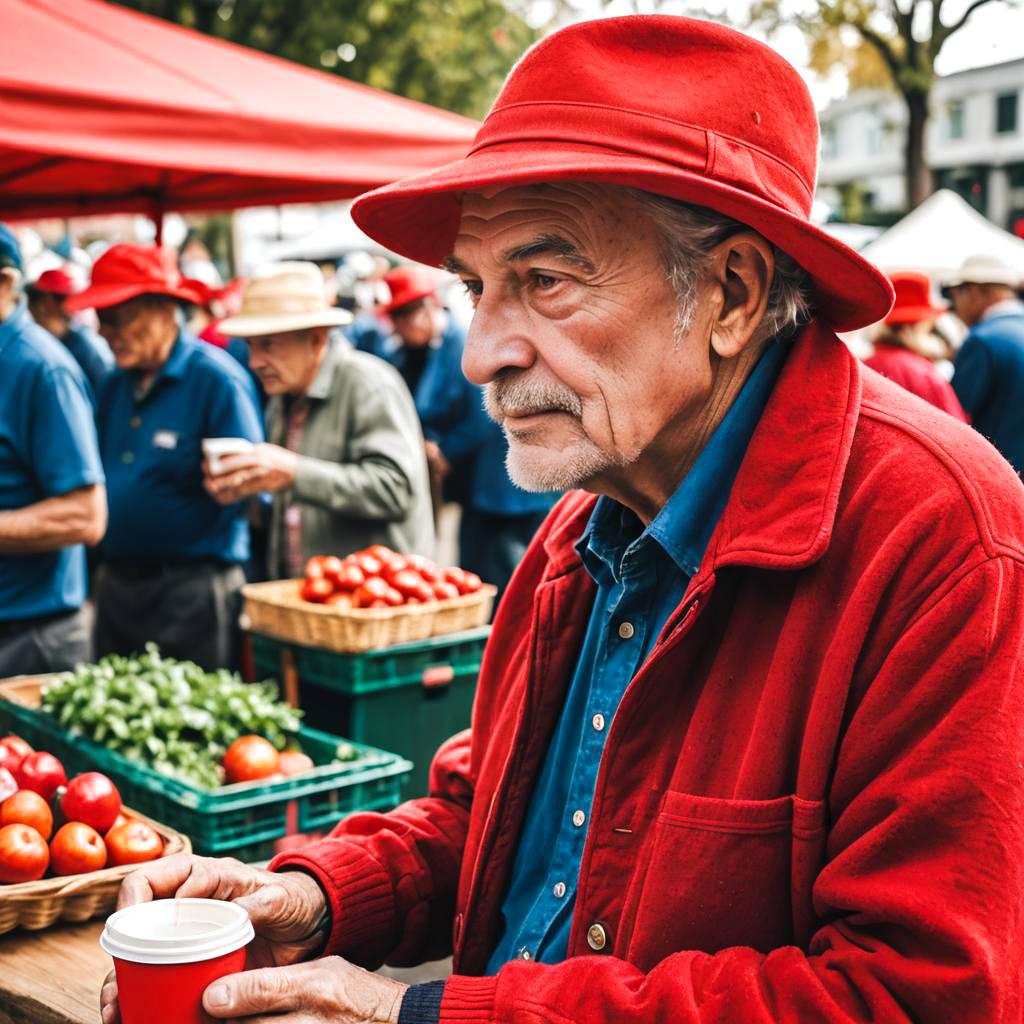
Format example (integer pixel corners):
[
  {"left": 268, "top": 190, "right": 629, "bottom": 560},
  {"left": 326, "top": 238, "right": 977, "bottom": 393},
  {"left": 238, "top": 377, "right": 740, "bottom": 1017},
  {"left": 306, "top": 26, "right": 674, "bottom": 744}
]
[
  {"left": 300, "top": 545, "right": 484, "bottom": 609},
  {"left": 0, "top": 734, "right": 164, "bottom": 884}
]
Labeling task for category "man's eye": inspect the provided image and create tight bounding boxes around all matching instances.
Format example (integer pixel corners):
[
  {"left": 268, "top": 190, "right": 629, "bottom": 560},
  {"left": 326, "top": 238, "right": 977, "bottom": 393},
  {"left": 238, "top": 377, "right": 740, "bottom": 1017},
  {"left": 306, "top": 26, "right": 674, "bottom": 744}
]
[
  {"left": 532, "top": 273, "right": 560, "bottom": 290},
  {"left": 460, "top": 280, "right": 483, "bottom": 304}
]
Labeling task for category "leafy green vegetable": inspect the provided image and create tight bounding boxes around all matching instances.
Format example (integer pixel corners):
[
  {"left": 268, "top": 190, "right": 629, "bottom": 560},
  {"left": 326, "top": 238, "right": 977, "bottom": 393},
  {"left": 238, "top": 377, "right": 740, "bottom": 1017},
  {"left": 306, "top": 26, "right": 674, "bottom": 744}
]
[{"left": 41, "top": 644, "right": 304, "bottom": 789}]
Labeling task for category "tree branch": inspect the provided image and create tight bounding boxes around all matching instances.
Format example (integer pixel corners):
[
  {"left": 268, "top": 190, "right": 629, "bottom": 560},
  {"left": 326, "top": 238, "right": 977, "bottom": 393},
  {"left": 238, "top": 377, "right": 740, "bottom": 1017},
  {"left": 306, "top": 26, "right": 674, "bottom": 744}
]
[
  {"left": 856, "top": 21, "right": 904, "bottom": 84},
  {"left": 936, "top": 0, "right": 1002, "bottom": 49}
]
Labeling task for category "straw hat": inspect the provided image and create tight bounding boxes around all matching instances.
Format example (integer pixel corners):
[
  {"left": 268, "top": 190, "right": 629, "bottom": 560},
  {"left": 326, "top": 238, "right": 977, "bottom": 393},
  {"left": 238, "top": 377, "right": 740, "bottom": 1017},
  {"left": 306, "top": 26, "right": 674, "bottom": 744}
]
[
  {"left": 218, "top": 263, "right": 352, "bottom": 337},
  {"left": 945, "top": 254, "right": 1021, "bottom": 289},
  {"left": 351, "top": 15, "right": 894, "bottom": 332}
]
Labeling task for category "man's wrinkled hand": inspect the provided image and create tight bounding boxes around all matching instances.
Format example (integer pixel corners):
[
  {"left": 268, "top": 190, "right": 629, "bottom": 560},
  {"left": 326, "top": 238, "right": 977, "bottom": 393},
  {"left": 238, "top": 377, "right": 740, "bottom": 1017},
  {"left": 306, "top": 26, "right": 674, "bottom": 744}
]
[
  {"left": 100, "top": 853, "right": 330, "bottom": 1024},
  {"left": 204, "top": 443, "right": 298, "bottom": 503},
  {"left": 201, "top": 956, "right": 408, "bottom": 1022}
]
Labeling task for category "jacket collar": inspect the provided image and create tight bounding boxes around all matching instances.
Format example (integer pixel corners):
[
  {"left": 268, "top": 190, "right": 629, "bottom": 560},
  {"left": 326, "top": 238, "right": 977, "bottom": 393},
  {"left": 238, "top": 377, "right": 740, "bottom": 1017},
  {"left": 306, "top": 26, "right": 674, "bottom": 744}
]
[
  {"left": 542, "top": 320, "right": 861, "bottom": 579},
  {"left": 306, "top": 334, "right": 351, "bottom": 400}
]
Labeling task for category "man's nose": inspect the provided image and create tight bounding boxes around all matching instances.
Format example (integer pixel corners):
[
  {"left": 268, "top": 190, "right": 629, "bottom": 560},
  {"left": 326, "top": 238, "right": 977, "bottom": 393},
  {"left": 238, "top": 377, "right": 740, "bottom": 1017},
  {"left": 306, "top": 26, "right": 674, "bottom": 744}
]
[{"left": 461, "top": 298, "right": 535, "bottom": 386}]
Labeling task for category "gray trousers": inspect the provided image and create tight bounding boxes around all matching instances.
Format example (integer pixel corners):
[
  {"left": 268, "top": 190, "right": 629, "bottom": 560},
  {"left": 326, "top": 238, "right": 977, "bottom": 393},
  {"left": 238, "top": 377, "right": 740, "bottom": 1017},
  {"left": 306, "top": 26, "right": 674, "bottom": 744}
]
[
  {"left": 0, "top": 606, "right": 92, "bottom": 676},
  {"left": 95, "top": 562, "right": 245, "bottom": 671}
]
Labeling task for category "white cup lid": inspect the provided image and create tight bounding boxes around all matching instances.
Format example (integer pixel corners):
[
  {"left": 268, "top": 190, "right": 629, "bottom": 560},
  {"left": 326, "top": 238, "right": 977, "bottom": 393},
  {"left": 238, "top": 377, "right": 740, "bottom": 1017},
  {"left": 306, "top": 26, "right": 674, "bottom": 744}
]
[
  {"left": 202, "top": 437, "right": 253, "bottom": 453},
  {"left": 100, "top": 898, "right": 255, "bottom": 965}
]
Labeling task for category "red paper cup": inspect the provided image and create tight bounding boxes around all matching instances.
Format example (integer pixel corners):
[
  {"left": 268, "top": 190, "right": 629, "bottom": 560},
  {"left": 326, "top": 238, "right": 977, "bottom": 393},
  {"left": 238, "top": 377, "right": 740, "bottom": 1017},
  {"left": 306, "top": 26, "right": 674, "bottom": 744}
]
[{"left": 100, "top": 898, "right": 255, "bottom": 1024}]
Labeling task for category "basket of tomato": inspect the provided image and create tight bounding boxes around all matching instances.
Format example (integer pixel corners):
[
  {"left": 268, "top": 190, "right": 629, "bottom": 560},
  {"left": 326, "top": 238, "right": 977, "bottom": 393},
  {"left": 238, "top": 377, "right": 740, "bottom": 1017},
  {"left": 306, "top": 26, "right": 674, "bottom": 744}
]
[
  {"left": 241, "top": 545, "right": 497, "bottom": 653},
  {"left": 0, "top": 734, "right": 189, "bottom": 933}
]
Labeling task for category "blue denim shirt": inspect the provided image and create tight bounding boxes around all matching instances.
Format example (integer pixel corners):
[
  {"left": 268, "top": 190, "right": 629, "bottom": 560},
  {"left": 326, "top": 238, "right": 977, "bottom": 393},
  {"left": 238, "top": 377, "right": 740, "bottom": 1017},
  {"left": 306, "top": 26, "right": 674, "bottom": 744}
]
[{"left": 485, "top": 339, "right": 790, "bottom": 969}]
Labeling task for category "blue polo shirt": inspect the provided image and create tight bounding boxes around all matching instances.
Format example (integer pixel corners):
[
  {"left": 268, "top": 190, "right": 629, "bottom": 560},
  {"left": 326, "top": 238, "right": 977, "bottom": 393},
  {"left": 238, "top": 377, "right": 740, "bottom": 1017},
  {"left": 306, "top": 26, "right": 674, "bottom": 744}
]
[
  {"left": 97, "top": 331, "right": 264, "bottom": 564},
  {"left": 62, "top": 322, "right": 114, "bottom": 400},
  {"left": 0, "top": 301, "right": 104, "bottom": 620},
  {"left": 486, "top": 339, "right": 790, "bottom": 969}
]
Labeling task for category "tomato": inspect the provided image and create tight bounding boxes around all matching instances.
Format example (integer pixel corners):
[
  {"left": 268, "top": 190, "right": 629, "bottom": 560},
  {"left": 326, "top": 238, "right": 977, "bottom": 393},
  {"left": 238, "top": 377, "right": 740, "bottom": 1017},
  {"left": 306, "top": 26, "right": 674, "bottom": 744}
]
[
  {"left": 223, "top": 736, "right": 280, "bottom": 784},
  {"left": 15, "top": 752, "right": 67, "bottom": 800},
  {"left": 0, "top": 823, "right": 49, "bottom": 883},
  {"left": 106, "top": 812, "right": 130, "bottom": 836},
  {"left": 319, "top": 555, "right": 345, "bottom": 582},
  {"left": 381, "top": 586, "right": 404, "bottom": 607},
  {"left": 304, "top": 555, "right": 327, "bottom": 579},
  {"left": 431, "top": 580, "right": 460, "bottom": 601},
  {"left": 1, "top": 789, "right": 53, "bottom": 841},
  {"left": 353, "top": 576, "right": 390, "bottom": 608},
  {"left": 300, "top": 577, "right": 334, "bottom": 603},
  {"left": 0, "top": 768, "right": 17, "bottom": 804},
  {"left": 387, "top": 569, "right": 426, "bottom": 598},
  {"left": 50, "top": 821, "right": 107, "bottom": 876},
  {"left": 461, "top": 571, "right": 484, "bottom": 594},
  {"left": 0, "top": 735, "right": 32, "bottom": 765},
  {"left": 61, "top": 772, "right": 122, "bottom": 834},
  {"left": 325, "top": 591, "right": 354, "bottom": 609},
  {"left": 365, "top": 544, "right": 398, "bottom": 562},
  {"left": 332, "top": 563, "right": 366, "bottom": 591},
  {"left": 105, "top": 821, "right": 164, "bottom": 867},
  {"left": 442, "top": 566, "right": 467, "bottom": 591},
  {"left": 353, "top": 553, "right": 384, "bottom": 577},
  {"left": 406, "top": 555, "right": 443, "bottom": 584},
  {"left": 278, "top": 750, "right": 314, "bottom": 776}
]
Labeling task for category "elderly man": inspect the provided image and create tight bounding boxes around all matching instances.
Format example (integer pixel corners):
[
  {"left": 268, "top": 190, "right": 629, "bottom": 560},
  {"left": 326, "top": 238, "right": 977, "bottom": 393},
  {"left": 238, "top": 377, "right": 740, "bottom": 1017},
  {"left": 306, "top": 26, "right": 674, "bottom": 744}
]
[
  {"left": 948, "top": 253, "right": 1024, "bottom": 473},
  {"left": 103, "top": 17, "right": 1024, "bottom": 1024},
  {"left": 26, "top": 267, "right": 114, "bottom": 398},
  {"left": 0, "top": 225, "right": 106, "bottom": 675},
  {"left": 66, "top": 244, "right": 264, "bottom": 670},
  {"left": 207, "top": 263, "right": 434, "bottom": 572}
]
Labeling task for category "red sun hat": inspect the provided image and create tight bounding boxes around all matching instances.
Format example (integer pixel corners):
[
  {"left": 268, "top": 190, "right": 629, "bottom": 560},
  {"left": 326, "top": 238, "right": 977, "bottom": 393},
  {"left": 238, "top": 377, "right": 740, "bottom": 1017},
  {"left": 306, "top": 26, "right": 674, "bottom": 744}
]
[
  {"left": 65, "top": 244, "right": 202, "bottom": 312},
  {"left": 379, "top": 265, "right": 441, "bottom": 314},
  {"left": 352, "top": 15, "right": 893, "bottom": 332},
  {"left": 883, "top": 272, "right": 947, "bottom": 326},
  {"left": 29, "top": 268, "right": 79, "bottom": 297}
]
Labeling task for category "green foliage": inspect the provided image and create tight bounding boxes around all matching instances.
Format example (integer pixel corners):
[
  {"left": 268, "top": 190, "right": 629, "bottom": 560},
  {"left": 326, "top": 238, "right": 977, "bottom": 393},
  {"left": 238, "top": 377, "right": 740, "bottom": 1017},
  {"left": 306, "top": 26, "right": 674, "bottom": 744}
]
[{"left": 113, "top": 0, "right": 537, "bottom": 118}]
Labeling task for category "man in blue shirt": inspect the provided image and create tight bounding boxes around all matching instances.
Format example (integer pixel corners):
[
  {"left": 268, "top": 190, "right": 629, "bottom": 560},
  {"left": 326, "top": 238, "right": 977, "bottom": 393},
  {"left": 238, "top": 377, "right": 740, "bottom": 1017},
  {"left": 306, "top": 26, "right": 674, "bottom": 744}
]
[
  {"left": 27, "top": 268, "right": 114, "bottom": 399},
  {"left": 66, "top": 244, "right": 264, "bottom": 671},
  {"left": 0, "top": 224, "right": 107, "bottom": 675},
  {"left": 949, "top": 253, "right": 1024, "bottom": 475}
]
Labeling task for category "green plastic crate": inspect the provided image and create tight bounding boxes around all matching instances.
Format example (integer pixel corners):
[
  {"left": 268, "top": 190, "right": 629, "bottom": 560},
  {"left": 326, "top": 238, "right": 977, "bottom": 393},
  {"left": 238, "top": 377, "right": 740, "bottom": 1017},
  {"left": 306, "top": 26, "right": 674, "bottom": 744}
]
[
  {"left": 249, "top": 627, "right": 488, "bottom": 799},
  {"left": 0, "top": 696, "right": 411, "bottom": 858}
]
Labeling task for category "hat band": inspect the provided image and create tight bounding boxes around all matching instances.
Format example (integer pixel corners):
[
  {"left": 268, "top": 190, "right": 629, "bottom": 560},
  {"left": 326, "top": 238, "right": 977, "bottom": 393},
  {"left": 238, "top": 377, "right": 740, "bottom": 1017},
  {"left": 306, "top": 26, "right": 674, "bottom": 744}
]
[
  {"left": 240, "top": 295, "right": 333, "bottom": 316},
  {"left": 471, "top": 101, "right": 812, "bottom": 217}
]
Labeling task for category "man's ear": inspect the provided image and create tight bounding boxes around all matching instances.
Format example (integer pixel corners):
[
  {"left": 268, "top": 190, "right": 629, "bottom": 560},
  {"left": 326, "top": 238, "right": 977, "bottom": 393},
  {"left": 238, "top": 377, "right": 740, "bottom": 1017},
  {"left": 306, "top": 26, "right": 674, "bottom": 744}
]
[{"left": 706, "top": 232, "right": 774, "bottom": 359}]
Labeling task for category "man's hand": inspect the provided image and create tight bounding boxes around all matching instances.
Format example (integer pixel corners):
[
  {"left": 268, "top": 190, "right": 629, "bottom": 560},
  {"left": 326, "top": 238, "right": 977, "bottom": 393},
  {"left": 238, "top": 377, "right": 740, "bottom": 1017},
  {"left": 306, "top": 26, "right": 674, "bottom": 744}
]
[
  {"left": 423, "top": 440, "right": 450, "bottom": 480},
  {"left": 204, "top": 443, "right": 298, "bottom": 503},
  {"left": 200, "top": 956, "right": 407, "bottom": 1022},
  {"left": 100, "top": 853, "right": 330, "bottom": 1024}
]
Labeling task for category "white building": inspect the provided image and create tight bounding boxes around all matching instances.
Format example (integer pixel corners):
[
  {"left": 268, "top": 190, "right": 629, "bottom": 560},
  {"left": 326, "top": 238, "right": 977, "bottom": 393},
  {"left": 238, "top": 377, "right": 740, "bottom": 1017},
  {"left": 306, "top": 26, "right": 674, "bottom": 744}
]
[{"left": 818, "top": 56, "right": 1024, "bottom": 231}]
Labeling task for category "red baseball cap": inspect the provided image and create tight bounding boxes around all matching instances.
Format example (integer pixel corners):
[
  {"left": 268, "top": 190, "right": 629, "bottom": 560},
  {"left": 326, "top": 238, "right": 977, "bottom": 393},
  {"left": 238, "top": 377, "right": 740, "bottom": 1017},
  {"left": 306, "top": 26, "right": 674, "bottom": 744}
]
[
  {"left": 29, "top": 268, "right": 79, "bottom": 297},
  {"left": 379, "top": 265, "right": 440, "bottom": 314},
  {"left": 65, "top": 244, "right": 202, "bottom": 312},
  {"left": 352, "top": 16, "right": 893, "bottom": 332},
  {"left": 883, "top": 272, "right": 947, "bottom": 325}
]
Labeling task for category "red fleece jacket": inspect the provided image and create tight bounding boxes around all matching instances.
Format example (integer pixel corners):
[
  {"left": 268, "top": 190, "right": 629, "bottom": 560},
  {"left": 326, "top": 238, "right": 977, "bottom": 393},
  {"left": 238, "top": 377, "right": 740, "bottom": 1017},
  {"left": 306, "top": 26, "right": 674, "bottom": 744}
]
[{"left": 273, "top": 321, "right": 1024, "bottom": 1023}]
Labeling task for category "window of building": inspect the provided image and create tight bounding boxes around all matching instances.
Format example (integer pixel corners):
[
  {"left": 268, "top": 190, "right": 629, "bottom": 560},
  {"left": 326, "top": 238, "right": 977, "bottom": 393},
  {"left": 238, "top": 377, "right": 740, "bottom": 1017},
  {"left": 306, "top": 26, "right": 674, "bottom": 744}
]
[
  {"left": 947, "top": 99, "right": 965, "bottom": 140},
  {"left": 822, "top": 122, "right": 839, "bottom": 160},
  {"left": 866, "top": 108, "right": 884, "bottom": 154},
  {"left": 996, "top": 92, "right": 1018, "bottom": 134}
]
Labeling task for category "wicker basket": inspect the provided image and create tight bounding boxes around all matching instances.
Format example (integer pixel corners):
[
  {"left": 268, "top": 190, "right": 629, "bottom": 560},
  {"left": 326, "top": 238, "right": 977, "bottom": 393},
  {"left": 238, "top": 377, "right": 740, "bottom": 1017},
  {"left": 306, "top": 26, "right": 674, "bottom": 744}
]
[
  {"left": 0, "top": 807, "right": 190, "bottom": 934},
  {"left": 241, "top": 579, "right": 497, "bottom": 653}
]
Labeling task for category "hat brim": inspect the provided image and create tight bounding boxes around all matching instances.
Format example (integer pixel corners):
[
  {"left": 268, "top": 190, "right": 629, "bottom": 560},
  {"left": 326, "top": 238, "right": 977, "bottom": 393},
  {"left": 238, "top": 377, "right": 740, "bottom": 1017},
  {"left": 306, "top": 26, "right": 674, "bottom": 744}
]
[
  {"left": 64, "top": 282, "right": 202, "bottom": 312},
  {"left": 217, "top": 308, "right": 352, "bottom": 337},
  {"left": 379, "top": 284, "right": 439, "bottom": 315},
  {"left": 352, "top": 142, "right": 894, "bottom": 332},
  {"left": 884, "top": 303, "right": 947, "bottom": 325}
]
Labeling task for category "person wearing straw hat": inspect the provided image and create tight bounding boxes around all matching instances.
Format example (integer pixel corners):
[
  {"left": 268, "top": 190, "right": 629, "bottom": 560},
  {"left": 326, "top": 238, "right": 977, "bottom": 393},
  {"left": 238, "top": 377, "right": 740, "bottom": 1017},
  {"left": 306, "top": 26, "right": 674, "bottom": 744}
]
[
  {"left": 0, "top": 224, "right": 106, "bottom": 675},
  {"left": 206, "top": 262, "right": 434, "bottom": 574},
  {"left": 104, "top": 17, "right": 1024, "bottom": 1024},
  {"left": 26, "top": 267, "right": 114, "bottom": 398},
  {"left": 948, "top": 253, "right": 1024, "bottom": 474},
  {"left": 65, "top": 243, "right": 264, "bottom": 671},
  {"left": 864, "top": 271, "right": 968, "bottom": 421}
]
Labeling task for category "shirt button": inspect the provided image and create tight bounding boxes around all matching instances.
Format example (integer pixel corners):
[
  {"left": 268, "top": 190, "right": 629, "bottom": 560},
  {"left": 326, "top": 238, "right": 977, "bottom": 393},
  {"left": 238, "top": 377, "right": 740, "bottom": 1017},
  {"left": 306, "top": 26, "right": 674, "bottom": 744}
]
[
  {"left": 618, "top": 621, "right": 635, "bottom": 639},
  {"left": 121, "top": 452, "right": 135, "bottom": 464},
  {"left": 592, "top": 713, "right": 605, "bottom": 732},
  {"left": 587, "top": 923, "right": 608, "bottom": 951},
  {"left": 517, "top": 947, "right": 532, "bottom": 960},
  {"left": 572, "top": 809, "right": 586, "bottom": 828},
  {"left": 130, "top": 417, "right": 141, "bottom": 429},
  {"left": 552, "top": 882, "right": 566, "bottom": 898}
]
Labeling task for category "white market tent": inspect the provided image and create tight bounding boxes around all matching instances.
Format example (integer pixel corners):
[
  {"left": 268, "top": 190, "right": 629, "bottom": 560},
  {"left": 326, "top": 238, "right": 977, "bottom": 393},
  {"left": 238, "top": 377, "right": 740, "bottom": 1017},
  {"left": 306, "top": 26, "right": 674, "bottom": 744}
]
[{"left": 861, "top": 189, "right": 1024, "bottom": 280}]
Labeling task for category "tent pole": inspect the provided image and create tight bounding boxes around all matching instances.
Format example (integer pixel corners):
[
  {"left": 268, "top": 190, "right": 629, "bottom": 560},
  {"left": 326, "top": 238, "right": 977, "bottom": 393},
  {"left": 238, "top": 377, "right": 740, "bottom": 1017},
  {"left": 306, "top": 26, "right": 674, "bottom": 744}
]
[{"left": 153, "top": 211, "right": 164, "bottom": 246}]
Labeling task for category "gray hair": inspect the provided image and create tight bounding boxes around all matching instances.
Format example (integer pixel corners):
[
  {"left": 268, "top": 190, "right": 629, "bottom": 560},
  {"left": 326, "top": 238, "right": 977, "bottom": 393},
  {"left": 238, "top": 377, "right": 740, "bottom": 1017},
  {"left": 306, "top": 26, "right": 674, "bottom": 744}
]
[{"left": 626, "top": 189, "right": 812, "bottom": 342}]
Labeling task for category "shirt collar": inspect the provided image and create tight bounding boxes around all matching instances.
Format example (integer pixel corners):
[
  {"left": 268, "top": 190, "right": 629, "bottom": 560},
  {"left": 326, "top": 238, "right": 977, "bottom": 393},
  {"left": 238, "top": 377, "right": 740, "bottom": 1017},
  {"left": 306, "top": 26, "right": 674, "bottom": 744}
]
[
  {"left": 979, "top": 298, "right": 1024, "bottom": 323},
  {"left": 306, "top": 333, "right": 350, "bottom": 400},
  {"left": 575, "top": 338, "right": 791, "bottom": 581},
  {"left": 0, "top": 299, "right": 31, "bottom": 355}
]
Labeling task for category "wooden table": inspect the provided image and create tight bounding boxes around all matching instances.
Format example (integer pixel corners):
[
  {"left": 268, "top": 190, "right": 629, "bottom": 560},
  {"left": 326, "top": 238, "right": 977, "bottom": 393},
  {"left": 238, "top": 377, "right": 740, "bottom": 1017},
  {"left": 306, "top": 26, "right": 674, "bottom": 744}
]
[{"left": 0, "top": 920, "right": 108, "bottom": 1023}]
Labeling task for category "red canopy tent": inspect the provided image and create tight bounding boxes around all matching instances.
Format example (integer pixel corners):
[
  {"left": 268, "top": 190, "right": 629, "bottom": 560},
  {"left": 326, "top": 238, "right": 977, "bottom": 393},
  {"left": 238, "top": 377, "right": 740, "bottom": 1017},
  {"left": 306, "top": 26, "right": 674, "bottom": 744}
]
[{"left": 0, "top": 0, "right": 478, "bottom": 227}]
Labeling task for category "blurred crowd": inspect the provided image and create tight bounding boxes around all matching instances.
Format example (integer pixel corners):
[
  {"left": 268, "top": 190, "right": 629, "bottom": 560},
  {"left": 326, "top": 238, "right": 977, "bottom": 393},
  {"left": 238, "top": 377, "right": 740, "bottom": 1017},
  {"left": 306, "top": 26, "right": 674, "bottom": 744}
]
[
  {"left": 0, "top": 224, "right": 558, "bottom": 677},
  {"left": 1, "top": 218, "right": 1022, "bottom": 680}
]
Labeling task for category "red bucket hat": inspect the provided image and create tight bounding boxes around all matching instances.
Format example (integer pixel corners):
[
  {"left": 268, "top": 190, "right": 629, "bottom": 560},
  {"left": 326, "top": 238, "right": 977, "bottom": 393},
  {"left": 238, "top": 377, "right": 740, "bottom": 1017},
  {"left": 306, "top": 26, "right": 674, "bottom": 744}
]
[
  {"left": 883, "top": 272, "right": 947, "bottom": 325},
  {"left": 379, "top": 265, "right": 440, "bottom": 314},
  {"left": 352, "top": 15, "right": 893, "bottom": 332},
  {"left": 65, "top": 244, "right": 202, "bottom": 312}
]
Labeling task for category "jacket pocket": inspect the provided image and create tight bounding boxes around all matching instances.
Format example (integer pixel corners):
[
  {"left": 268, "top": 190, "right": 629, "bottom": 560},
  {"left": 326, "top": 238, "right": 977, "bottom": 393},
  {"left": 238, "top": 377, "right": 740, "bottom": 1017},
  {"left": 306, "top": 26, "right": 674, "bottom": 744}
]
[{"left": 622, "top": 792, "right": 826, "bottom": 969}]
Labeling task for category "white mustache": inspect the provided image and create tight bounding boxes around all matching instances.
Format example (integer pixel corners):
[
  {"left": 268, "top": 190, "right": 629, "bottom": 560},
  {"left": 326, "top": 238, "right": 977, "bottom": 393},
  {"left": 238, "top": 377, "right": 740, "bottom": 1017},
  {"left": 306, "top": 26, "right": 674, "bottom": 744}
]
[{"left": 483, "top": 376, "right": 583, "bottom": 422}]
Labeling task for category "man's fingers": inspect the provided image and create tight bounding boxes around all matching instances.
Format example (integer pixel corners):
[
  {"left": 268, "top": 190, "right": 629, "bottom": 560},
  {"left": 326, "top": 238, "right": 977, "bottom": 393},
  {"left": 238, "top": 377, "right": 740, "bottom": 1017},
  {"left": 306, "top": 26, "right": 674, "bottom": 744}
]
[
  {"left": 118, "top": 854, "right": 260, "bottom": 909},
  {"left": 202, "top": 964, "right": 303, "bottom": 1019},
  {"left": 117, "top": 852, "right": 201, "bottom": 908},
  {"left": 99, "top": 969, "right": 120, "bottom": 1024}
]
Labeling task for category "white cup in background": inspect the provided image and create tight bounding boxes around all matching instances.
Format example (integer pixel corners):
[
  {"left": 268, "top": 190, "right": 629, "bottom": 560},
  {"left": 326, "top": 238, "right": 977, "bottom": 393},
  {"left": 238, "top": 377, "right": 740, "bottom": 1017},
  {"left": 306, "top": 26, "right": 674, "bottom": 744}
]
[{"left": 202, "top": 437, "right": 254, "bottom": 475}]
